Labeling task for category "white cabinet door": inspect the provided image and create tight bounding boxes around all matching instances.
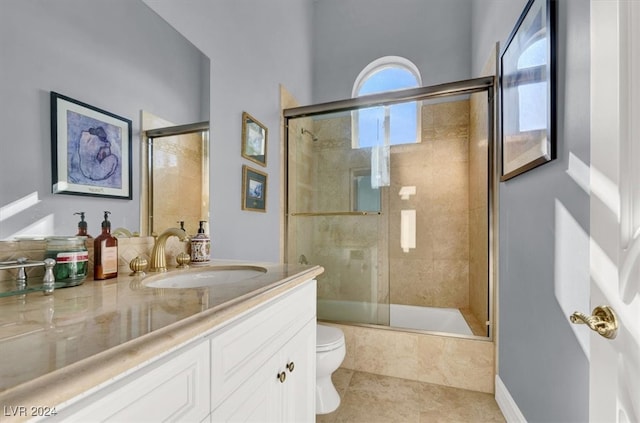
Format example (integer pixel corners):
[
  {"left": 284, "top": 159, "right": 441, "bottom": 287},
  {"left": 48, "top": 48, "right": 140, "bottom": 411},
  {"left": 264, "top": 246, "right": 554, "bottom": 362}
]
[
  {"left": 211, "top": 318, "right": 316, "bottom": 423},
  {"left": 210, "top": 351, "right": 282, "bottom": 422},
  {"left": 281, "top": 319, "right": 316, "bottom": 422},
  {"left": 210, "top": 282, "right": 316, "bottom": 409},
  {"left": 53, "top": 341, "right": 210, "bottom": 423}
]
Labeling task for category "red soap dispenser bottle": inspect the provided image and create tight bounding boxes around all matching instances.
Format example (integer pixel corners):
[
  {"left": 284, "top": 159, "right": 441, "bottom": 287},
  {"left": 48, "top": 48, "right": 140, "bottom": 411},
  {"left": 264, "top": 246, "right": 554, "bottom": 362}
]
[{"left": 94, "top": 211, "right": 118, "bottom": 280}]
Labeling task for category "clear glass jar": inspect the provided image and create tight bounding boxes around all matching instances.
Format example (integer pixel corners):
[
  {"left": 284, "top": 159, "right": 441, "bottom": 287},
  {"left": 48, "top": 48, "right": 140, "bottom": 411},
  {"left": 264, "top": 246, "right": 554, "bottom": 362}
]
[{"left": 45, "top": 236, "right": 88, "bottom": 287}]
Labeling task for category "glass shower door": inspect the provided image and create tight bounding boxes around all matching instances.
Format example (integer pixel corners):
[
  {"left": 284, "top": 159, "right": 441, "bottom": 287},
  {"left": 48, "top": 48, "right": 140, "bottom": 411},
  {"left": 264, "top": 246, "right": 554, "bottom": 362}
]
[{"left": 286, "top": 114, "right": 390, "bottom": 326}]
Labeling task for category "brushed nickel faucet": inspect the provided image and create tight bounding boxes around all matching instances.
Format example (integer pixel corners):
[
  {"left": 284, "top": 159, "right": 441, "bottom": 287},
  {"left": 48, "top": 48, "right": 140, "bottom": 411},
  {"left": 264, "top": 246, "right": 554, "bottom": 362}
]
[{"left": 149, "top": 228, "right": 189, "bottom": 272}]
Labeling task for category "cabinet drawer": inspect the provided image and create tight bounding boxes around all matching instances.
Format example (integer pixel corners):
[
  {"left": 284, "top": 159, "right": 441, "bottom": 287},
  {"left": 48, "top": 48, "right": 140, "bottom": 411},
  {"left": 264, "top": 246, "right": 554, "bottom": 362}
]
[{"left": 210, "top": 280, "right": 316, "bottom": 408}]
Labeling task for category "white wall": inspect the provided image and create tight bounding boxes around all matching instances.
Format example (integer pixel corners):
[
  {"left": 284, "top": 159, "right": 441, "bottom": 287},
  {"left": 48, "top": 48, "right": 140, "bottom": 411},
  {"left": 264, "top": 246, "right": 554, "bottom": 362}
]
[
  {"left": 473, "top": 1, "right": 591, "bottom": 421},
  {"left": 143, "top": 0, "right": 314, "bottom": 262},
  {"left": 0, "top": 0, "right": 207, "bottom": 239}
]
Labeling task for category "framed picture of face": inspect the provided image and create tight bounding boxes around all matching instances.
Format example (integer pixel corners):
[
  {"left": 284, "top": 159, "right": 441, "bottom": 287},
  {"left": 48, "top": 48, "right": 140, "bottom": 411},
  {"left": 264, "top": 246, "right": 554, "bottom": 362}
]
[{"left": 50, "top": 92, "right": 132, "bottom": 199}]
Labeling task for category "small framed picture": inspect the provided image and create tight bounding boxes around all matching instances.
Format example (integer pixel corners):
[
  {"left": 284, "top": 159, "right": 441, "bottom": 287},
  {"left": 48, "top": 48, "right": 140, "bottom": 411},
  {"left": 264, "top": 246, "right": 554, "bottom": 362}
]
[
  {"left": 241, "top": 165, "right": 267, "bottom": 212},
  {"left": 50, "top": 92, "right": 132, "bottom": 199},
  {"left": 241, "top": 111, "right": 267, "bottom": 166}
]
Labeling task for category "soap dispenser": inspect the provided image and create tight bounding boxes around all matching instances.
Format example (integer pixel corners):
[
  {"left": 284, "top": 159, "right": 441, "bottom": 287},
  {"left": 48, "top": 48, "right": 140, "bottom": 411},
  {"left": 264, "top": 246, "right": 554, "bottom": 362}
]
[
  {"left": 74, "top": 212, "right": 92, "bottom": 238},
  {"left": 94, "top": 211, "right": 118, "bottom": 280},
  {"left": 190, "top": 221, "right": 210, "bottom": 264}
]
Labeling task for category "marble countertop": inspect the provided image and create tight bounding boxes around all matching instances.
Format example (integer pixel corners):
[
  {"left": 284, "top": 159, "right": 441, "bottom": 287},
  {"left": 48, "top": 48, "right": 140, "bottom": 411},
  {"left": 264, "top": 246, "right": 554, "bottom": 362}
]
[{"left": 0, "top": 260, "right": 323, "bottom": 413}]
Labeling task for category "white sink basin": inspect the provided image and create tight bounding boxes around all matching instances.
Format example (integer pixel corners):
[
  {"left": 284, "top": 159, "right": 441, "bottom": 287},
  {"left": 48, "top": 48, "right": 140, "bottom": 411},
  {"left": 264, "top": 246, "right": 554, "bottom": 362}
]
[{"left": 143, "top": 265, "right": 267, "bottom": 289}]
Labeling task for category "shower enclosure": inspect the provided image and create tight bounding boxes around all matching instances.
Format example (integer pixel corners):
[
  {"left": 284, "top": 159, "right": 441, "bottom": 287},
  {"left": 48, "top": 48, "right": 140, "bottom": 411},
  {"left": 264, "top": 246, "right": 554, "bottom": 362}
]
[{"left": 284, "top": 77, "right": 495, "bottom": 338}]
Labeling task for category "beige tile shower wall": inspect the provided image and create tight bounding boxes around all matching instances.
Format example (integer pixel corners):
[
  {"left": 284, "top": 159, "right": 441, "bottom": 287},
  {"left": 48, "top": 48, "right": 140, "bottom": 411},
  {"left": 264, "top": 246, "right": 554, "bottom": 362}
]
[
  {"left": 153, "top": 132, "right": 204, "bottom": 234},
  {"left": 469, "top": 92, "right": 490, "bottom": 332},
  {"left": 389, "top": 100, "right": 470, "bottom": 308},
  {"left": 329, "top": 323, "right": 494, "bottom": 394}
]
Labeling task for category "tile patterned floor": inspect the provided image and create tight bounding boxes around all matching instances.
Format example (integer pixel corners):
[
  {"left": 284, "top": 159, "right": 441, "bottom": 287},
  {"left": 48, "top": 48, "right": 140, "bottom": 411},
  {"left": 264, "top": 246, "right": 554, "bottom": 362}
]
[{"left": 317, "top": 369, "right": 506, "bottom": 423}]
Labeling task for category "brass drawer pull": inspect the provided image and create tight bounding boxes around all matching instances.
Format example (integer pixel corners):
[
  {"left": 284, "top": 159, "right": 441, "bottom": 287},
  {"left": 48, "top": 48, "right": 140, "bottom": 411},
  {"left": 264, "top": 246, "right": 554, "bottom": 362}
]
[
  {"left": 277, "top": 371, "right": 286, "bottom": 383},
  {"left": 286, "top": 362, "right": 295, "bottom": 373}
]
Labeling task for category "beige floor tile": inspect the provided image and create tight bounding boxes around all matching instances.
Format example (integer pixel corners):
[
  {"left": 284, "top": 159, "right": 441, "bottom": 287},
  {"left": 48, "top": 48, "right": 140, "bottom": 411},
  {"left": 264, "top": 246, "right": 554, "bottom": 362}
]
[
  {"left": 318, "top": 369, "right": 505, "bottom": 423},
  {"left": 419, "top": 383, "right": 505, "bottom": 422}
]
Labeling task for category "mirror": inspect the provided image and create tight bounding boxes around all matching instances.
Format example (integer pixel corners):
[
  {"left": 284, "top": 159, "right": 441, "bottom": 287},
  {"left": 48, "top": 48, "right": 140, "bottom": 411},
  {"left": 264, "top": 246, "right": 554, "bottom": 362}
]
[
  {"left": 0, "top": 0, "right": 209, "bottom": 240},
  {"left": 142, "top": 115, "right": 210, "bottom": 236}
]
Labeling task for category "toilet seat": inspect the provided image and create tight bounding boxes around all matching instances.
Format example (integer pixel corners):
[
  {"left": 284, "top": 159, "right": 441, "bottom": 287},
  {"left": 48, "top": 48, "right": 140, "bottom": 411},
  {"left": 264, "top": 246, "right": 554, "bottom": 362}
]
[{"left": 316, "top": 324, "right": 345, "bottom": 352}]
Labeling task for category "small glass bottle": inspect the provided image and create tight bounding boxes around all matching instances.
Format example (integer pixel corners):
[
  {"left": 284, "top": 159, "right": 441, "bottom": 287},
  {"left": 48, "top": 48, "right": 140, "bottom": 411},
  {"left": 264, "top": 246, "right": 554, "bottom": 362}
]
[{"left": 94, "top": 211, "right": 118, "bottom": 280}]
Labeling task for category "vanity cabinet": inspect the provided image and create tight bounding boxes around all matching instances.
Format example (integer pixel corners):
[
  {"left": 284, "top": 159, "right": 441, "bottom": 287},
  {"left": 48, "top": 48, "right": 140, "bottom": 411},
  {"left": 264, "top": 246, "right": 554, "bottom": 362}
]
[{"left": 50, "top": 280, "right": 316, "bottom": 423}]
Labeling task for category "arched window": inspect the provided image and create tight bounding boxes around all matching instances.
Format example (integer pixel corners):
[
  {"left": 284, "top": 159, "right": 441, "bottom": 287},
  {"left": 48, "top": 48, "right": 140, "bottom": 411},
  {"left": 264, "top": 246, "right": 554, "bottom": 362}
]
[{"left": 352, "top": 56, "right": 422, "bottom": 148}]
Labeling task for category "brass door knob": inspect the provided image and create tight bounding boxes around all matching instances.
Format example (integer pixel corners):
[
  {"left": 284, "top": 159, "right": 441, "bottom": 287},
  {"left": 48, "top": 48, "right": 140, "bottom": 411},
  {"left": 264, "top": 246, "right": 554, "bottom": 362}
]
[{"left": 570, "top": 305, "right": 618, "bottom": 339}]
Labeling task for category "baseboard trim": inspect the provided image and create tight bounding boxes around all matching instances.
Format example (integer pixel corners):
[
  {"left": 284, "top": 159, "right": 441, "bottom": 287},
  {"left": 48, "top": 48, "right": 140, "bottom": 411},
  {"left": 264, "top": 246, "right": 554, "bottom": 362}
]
[{"left": 495, "top": 375, "right": 527, "bottom": 423}]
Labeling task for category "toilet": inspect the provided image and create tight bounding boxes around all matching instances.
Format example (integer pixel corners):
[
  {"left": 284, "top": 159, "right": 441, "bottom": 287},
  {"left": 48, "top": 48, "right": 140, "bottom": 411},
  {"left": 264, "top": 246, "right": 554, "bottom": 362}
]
[{"left": 316, "top": 324, "right": 346, "bottom": 414}]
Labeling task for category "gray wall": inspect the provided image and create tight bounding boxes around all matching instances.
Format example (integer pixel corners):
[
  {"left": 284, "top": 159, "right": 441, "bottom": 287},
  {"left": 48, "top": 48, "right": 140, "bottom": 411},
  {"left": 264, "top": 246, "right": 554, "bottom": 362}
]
[
  {"left": 0, "top": 0, "right": 208, "bottom": 239},
  {"left": 473, "top": 1, "right": 591, "bottom": 421},
  {"left": 311, "top": 0, "right": 472, "bottom": 103},
  {"left": 143, "top": 0, "right": 314, "bottom": 261}
]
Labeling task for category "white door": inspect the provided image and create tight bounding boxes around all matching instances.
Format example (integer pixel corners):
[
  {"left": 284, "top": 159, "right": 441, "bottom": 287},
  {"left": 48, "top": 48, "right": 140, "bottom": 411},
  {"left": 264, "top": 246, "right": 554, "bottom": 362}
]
[{"left": 588, "top": 1, "right": 640, "bottom": 421}]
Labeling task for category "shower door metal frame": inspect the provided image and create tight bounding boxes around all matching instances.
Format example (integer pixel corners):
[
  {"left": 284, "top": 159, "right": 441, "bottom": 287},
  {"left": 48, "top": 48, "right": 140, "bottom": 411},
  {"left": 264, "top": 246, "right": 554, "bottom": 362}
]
[{"left": 283, "top": 76, "right": 497, "bottom": 341}]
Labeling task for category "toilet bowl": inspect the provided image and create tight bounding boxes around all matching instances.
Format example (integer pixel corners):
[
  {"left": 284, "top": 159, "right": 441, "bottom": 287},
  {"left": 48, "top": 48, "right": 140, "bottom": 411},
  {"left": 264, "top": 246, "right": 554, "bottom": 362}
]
[{"left": 316, "top": 324, "right": 346, "bottom": 414}]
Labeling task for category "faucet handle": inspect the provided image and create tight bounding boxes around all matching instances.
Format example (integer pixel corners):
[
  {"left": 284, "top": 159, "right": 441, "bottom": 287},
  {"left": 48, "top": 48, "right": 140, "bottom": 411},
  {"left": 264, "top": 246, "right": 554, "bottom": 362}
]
[
  {"left": 176, "top": 252, "right": 190, "bottom": 269},
  {"left": 42, "top": 258, "right": 56, "bottom": 295},
  {"left": 129, "top": 256, "right": 148, "bottom": 276}
]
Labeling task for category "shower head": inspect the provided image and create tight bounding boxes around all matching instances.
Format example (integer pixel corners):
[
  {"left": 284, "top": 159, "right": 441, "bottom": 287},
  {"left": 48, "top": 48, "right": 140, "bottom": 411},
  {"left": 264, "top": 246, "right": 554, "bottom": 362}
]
[{"left": 301, "top": 128, "right": 319, "bottom": 142}]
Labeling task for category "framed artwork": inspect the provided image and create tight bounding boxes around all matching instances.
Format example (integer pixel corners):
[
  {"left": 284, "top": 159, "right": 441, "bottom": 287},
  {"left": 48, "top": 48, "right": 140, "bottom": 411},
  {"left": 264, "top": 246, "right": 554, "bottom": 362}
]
[
  {"left": 241, "top": 111, "right": 267, "bottom": 166},
  {"left": 241, "top": 165, "right": 267, "bottom": 212},
  {"left": 51, "top": 92, "right": 132, "bottom": 199},
  {"left": 500, "top": 0, "right": 556, "bottom": 181}
]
